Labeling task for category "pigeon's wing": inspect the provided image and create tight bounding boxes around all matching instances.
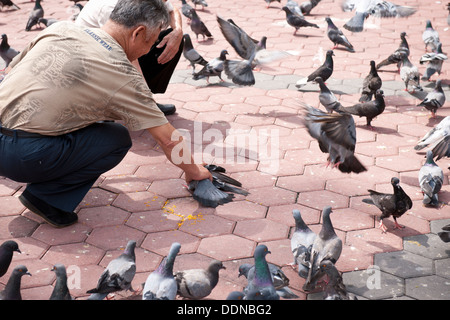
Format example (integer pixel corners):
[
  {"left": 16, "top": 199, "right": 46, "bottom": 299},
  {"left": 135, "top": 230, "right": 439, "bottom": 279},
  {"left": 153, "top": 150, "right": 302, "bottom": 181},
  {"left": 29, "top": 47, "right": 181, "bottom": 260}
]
[
  {"left": 432, "top": 136, "right": 450, "bottom": 161},
  {"left": 224, "top": 59, "right": 255, "bottom": 86},
  {"left": 254, "top": 49, "right": 292, "bottom": 66},
  {"left": 217, "top": 16, "right": 256, "bottom": 60},
  {"left": 320, "top": 112, "right": 357, "bottom": 151},
  {"left": 369, "top": 1, "right": 417, "bottom": 18},
  {"left": 190, "top": 179, "right": 234, "bottom": 208}
]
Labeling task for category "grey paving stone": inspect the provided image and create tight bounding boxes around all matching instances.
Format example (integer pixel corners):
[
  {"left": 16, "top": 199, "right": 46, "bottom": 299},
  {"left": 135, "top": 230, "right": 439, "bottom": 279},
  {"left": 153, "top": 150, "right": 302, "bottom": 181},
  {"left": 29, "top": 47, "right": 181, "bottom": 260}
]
[
  {"left": 374, "top": 250, "right": 434, "bottom": 279},
  {"left": 435, "top": 258, "right": 450, "bottom": 280},
  {"left": 343, "top": 268, "right": 405, "bottom": 300},
  {"left": 403, "top": 233, "right": 450, "bottom": 260},
  {"left": 430, "top": 219, "right": 450, "bottom": 235},
  {"left": 405, "top": 275, "right": 450, "bottom": 300}
]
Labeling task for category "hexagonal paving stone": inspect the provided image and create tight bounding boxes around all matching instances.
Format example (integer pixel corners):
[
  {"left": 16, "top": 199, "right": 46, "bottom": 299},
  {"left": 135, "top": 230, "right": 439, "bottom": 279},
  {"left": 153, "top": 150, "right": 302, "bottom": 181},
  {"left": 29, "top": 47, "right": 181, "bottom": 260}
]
[
  {"left": 112, "top": 191, "right": 167, "bottom": 213},
  {"left": 32, "top": 223, "right": 91, "bottom": 246},
  {"left": 374, "top": 250, "right": 433, "bottom": 279},
  {"left": 266, "top": 203, "right": 320, "bottom": 226},
  {"left": 234, "top": 219, "right": 289, "bottom": 242},
  {"left": 246, "top": 186, "right": 297, "bottom": 207},
  {"left": 78, "top": 206, "right": 131, "bottom": 228},
  {"left": 297, "top": 190, "right": 349, "bottom": 210},
  {"left": 403, "top": 233, "right": 450, "bottom": 260},
  {"left": 197, "top": 234, "right": 255, "bottom": 261},
  {"left": 376, "top": 155, "right": 423, "bottom": 173},
  {"left": 42, "top": 243, "right": 105, "bottom": 267},
  {"left": 405, "top": 275, "right": 450, "bottom": 300},
  {"left": 0, "top": 215, "right": 38, "bottom": 239},
  {"left": 141, "top": 230, "right": 200, "bottom": 256},
  {"left": 86, "top": 225, "right": 145, "bottom": 251},
  {"left": 180, "top": 214, "right": 235, "bottom": 238},
  {"left": 331, "top": 208, "right": 374, "bottom": 232},
  {"left": 346, "top": 228, "right": 404, "bottom": 255},
  {"left": 126, "top": 209, "right": 181, "bottom": 233},
  {"left": 276, "top": 174, "right": 325, "bottom": 193},
  {"left": 99, "top": 175, "right": 151, "bottom": 193},
  {"left": 215, "top": 200, "right": 267, "bottom": 221}
]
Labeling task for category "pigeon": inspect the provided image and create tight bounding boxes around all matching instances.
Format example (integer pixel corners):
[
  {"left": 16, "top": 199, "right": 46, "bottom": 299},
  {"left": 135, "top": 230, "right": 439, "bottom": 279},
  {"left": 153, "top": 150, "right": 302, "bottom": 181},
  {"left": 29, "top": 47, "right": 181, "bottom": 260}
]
[
  {"left": 226, "top": 291, "right": 246, "bottom": 300},
  {"left": 0, "top": 265, "right": 31, "bottom": 300},
  {"left": 87, "top": 240, "right": 137, "bottom": 300},
  {"left": 290, "top": 209, "right": 316, "bottom": 279},
  {"left": 142, "top": 242, "right": 180, "bottom": 300},
  {"left": 264, "top": 0, "right": 281, "bottom": 9},
  {"left": 422, "top": 20, "right": 440, "bottom": 52},
  {"left": 0, "top": 241, "right": 21, "bottom": 278},
  {"left": 191, "top": 0, "right": 207, "bottom": 10},
  {"left": 417, "top": 79, "right": 446, "bottom": 117},
  {"left": 37, "top": 17, "right": 59, "bottom": 28},
  {"left": 189, "top": 9, "right": 212, "bottom": 41},
  {"left": 414, "top": 116, "right": 450, "bottom": 160},
  {"left": 49, "top": 264, "right": 72, "bottom": 300},
  {"left": 338, "top": 89, "right": 385, "bottom": 130},
  {"left": 438, "top": 224, "right": 450, "bottom": 243},
  {"left": 300, "top": 0, "right": 321, "bottom": 15},
  {"left": 244, "top": 245, "right": 279, "bottom": 300},
  {"left": 325, "top": 17, "right": 354, "bottom": 53},
  {"left": 281, "top": 6, "right": 319, "bottom": 35},
  {"left": 181, "top": 0, "right": 194, "bottom": 21},
  {"left": 296, "top": 50, "right": 334, "bottom": 89},
  {"left": 315, "top": 77, "right": 341, "bottom": 113},
  {"left": 319, "top": 260, "right": 356, "bottom": 300},
  {"left": 192, "top": 49, "right": 228, "bottom": 83},
  {"left": 188, "top": 164, "right": 248, "bottom": 208},
  {"left": 362, "top": 177, "right": 412, "bottom": 233},
  {"left": 420, "top": 43, "right": 447, "bottom": 81},
  {"left": 448, "top": 3, "right": 450, "bottom": 26},
  {"left": 376, "top": 32, "right": 409, "bottom": 72},
  {"left": 342, "top": 0, "right": 416, "bottom": 33},
  {"left": 303, "top": 103, "right": 367, "bottom": 173},
  {"left": 360, "top": 60, "right": 382, "bottom": 102},
  {"left": 238, "top": 263, "right": 298, "bottom": 299},
  {"left": 175, "top": 259, "right": 225, "bottom": 299},
  {"left": 182, "top": 33, "right": 208, "bottom": 74},
  {"left": 304, "top": 206, "right": 342, "bottom": 292},
  {"left": 286, "top": 0, "right": 304, "bottom": 17},
  {"left": 25, "top": 0, "right": 44, "bottom": 31},
  {"left": 419, "top": 150, "right": 444, "bottom": 208},
  {"left": 0, "top": 0, "right": 19, "bottom": 10},
  {"left": 400, "top": 55, "right": 421, "bottom": 92},
  {"left": 0, "top": 34, "right": 20, "bottom": 69}
]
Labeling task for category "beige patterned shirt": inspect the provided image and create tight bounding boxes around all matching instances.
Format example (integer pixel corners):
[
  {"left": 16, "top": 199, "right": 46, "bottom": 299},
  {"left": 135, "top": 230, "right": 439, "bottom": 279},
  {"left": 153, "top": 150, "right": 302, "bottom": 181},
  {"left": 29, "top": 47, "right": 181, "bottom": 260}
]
[{"left": 0, "top": 21, "right": 167, "bottom": 135}]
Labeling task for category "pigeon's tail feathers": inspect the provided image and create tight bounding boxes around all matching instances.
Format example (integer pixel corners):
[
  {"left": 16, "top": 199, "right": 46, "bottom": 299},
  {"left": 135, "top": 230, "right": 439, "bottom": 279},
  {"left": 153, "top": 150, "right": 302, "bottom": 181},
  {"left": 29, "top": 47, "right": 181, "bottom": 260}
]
[
  {"left": 276, "top": 287, "right": 299, "bottom": 299},
  {"left": 376, "top": 58, "right": 394, "bottom": 70},
  {"left": 421, "top": 176, "right": 436, "bottom": 198},
  {"left": 432, "top": 136, "right": 450, "bottom": 160},
  {"left": 338, "top": 155, "right": 367, "bottom": 174},
  {"left": 224, "top": 59, "right": 255, "bottom": 86},
  {"left": 395, "top": 6, "right": 417, "bottom": 17},
  {"left": 359, "top": 92, "right": 372, "bottom": 102},
  {"left": 295, "top": 77, "right": 309, "bottom": 88},
  {"left": 343, "top": 12, "right": 366, "bottom": 32},
  {"left": 362, "top": 198, "right": 374, "bottom": 205}
]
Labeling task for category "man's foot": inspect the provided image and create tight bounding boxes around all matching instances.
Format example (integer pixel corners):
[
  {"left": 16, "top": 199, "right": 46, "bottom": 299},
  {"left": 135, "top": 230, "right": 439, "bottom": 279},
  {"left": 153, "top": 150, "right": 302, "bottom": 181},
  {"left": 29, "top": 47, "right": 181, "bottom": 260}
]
[
  {"left": 19, "top": 190, "right": 78, "bottom": 228},
  {"left": 156, "top": 103, "right": 176, "bottom": 116}
]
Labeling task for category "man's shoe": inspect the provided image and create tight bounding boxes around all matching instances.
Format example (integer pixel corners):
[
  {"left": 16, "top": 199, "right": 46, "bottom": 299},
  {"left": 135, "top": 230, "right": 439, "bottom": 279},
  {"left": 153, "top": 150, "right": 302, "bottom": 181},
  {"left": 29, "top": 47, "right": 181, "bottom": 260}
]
[
  {"left": 19, "top": 190, "right": 78, "bottom": 228},
  {"left": 156, "top": 103, "right": 176, "bottom": 116}
]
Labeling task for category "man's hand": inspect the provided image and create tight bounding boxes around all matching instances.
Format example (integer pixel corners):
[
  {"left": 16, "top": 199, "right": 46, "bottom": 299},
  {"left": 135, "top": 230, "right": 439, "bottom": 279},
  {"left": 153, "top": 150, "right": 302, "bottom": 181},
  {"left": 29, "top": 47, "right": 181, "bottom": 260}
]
[
  {"left": 184, "top": 164, "right": 213, "bottom": 184},
  {"left": 156, "top": 28, "right": 183, "bottom": 64}
]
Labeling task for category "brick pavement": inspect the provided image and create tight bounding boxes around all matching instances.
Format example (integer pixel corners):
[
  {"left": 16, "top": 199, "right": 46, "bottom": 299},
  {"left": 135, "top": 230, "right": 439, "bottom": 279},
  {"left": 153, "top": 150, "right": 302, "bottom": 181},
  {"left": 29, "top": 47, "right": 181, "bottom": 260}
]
[{"left": 0, "top": 0, "right": 449, "bottom": 300}]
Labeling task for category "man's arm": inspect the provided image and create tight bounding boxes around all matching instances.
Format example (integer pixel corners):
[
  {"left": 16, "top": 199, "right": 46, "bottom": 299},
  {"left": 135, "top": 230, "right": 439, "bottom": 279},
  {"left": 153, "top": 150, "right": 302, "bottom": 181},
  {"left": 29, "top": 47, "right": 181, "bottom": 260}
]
[
  {"left": 146, "top": 123, "right": 212, "bottom": 183},
  {"left": 156, "top": 4, "right": 183, "bottom": 65}
]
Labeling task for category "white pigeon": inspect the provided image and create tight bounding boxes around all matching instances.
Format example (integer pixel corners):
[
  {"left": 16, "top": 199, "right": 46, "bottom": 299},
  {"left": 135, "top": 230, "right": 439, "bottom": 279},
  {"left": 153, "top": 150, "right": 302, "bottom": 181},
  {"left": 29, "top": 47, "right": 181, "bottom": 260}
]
[
  {"left": 400, "top": 55, "right": 421, "bottom": 92},
  {"left": 414, "top": 116, "right": 450, "bottom": 155},
  {"left": 420, "top": 43, "right": 447, "bottom": 81},
  {"left": 422, "top": 20, "right": 440, "bottom": 52}
]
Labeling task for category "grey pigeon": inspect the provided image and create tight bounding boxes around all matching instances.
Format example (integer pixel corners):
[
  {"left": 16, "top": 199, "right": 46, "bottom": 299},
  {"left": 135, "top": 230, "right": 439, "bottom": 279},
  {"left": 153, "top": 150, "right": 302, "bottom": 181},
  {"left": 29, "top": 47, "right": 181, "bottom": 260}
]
[
  {"left": 303, "top": 103, "right": 367, "bottom": 174},
  {"left": 191, "top": 0, "right": 207, "bottom": 10},
  {"left": 304, "top": 206, "right": 342, "bottom": 292},
  {"left": 320, "top": 260, "right": 356, "bottom": 300},
  {"left": 192, "top": 49, "right": 228, "bottom": 83},
  {"left": 0, "top": 0, "right": 19, "bottom": 10},
  {"left": 238, "top": 263, "right": 298, "bottom": 299},
  {"left": 325, "top": 17, "right": 354, "bottom": 53},
  {"left": 422, "top": 20, "right": 440, "bottom": 52},
  {"left": 49, "top": 264, "right": 72, "bottom": 300},
  {"left": 175, "top": 259, "right": 225, "bottom": 299},
  {"left": 377, "top": 32, "right": 409, "bottom": 72},
  {"left": 291, "top": 209, "right": 316, "bottom": 279},
  {"left": 37, "top": 17, "right": 59, "bottom": 27},
  {"left": 244, "top": 245, "right": 279, "bottom": 300},
  {"left": 342, "top": 0, "right": 416, "bottom": 33},
  {"left": 188, "top": 164, "right": 248, "bottom": 208},
  {"left": 414, "top": 116, "right": 450, "bottom": 160},
  {"left": 296, "top": 50, "right": 334, "bottom": 88},
  {"left": 0, "top": 265, "right": 31, "bottom": 300},
  {"left": 420, "top": 43, "right": 447, "bottom": 81},
  {"left": 281, "top": 6, "right": 319, "bottom": 35},
  {"left": 183, "top": 33, "right": 208, "bottom": 74},
  {"left": 25, "top": 0, "right": 44, "bottom": 31},
  {"left": 189, "top": 9, "right": 212, "bottom": 41},
  {"left": 360, "top": 60, "right": 382, "bottom": 102},
  {"left": 181, "top": 0, "right": 194, "bottom": 21},
  {"left": 87, "top": 240, "right": 137, "bottom": 300},
  {"left": 417, "top": 79, "right": 446, "bottom": 117},
  {"left": 0, "top": 34, "right": 20, "bottom": 69},
  {"left": 316, "top": 77, "right": 341, "bottom": 113},
  {"left": 142, "top": 242, "right": 181, "bottom": 300},
  {"left": 400, "top": 55, "right": 421, "bottom": 92},
  {"left": 362, "top": 177, "right": 412, "bottom": 233},
  {"left": 338, "top": 89, "right": 385, "bottom": 130},
  {"left": 264, "top": 0, "right": 281, "bottom": 9},
  {"left": 438, "top": 224, "right": 450, "bottom": 243},
  {"left": 0, "top": 240, "right": 21, "bottom": 278},
  {"left": 419, "top": 150, "right": 443, "bottom": 207},
  {"left": 286, "top": 0, "right": 304, "bottom": 17},
  {"left": 300, "top": 0, "right": 321, "bottom": 15}
]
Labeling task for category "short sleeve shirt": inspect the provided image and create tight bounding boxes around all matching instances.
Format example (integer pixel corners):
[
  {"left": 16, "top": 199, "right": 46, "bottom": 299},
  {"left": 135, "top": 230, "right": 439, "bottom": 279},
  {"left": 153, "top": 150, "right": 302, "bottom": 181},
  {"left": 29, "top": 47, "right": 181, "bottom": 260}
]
[{"left": 0, "top": 21, "right": 168, "bottom": 135}]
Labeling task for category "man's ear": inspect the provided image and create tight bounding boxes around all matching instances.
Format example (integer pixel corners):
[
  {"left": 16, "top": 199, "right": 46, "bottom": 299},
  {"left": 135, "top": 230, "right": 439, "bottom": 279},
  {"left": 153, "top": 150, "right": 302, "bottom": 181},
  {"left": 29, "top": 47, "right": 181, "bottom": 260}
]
[{"left": 132, "top": 25, "right": 147, "bottom": 41}]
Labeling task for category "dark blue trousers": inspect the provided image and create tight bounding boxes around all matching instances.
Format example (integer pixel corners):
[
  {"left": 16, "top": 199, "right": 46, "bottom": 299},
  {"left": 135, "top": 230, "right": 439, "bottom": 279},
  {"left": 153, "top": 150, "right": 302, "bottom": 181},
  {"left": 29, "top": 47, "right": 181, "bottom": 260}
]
[{"left": 0, "top": 122, "right": 132, "bottom": 212}]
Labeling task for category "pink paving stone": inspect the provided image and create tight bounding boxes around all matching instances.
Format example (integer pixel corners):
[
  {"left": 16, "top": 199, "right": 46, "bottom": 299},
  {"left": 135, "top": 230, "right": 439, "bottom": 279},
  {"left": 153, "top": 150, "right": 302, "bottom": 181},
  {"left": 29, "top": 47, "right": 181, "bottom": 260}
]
[
  {"left": 22, "top": 285, "right": 54, "bottom": 300},
  {"left": 260, "top": 239, "right": 293, "bottom": 266},
  {"left": 77, "top": 206, "right": 131, "bottom": 228},
  {"left": 141, "top": 230, "right": 200, "bottom": 256},
  {"left": 122, "top": 149, "right": 167, "bottom": 166},
  {"left": 0, "top": 179, "right": 24, "bottom": 196},
  {"left": 0, "top": 195, "right": 26, "bottom": 216},
  {"left": 126, "top": 209, "right": 181, "bottom": 233},
  {"left": 346, "top": 228, "right": 404, "bottom": 255},
  {"left": 215, "top": 200, "right": 267, "bottom": 221},
  {"left": 408, "top": 199, "right": 450, "bottom": 221},
  {"left": 42, "top": 243, "right": 105, "bottom": 267},
  {"left": 101, "top": 162, "right": 138, "bottom": 177},
  {"left": 234, "top": 219, "right": 290, "bottom": 242},
  {"left": 6, "top": 259, "right": 55, "bottom": 288},
  {"left": 68, "top": 264, "right": 111, "bottom": 298},
  {"left": 325, "top": 178, "right": 375, "bottom": 197},
  {"left": 230, "top": 170, "right": 276, "bottom": 189},
  {"left": 337, "top": 244, "right": 374, "bottom": 273},
  {"left": 246, "top": 186, "right": 297, "bottom": 207},
  {"left": 356, "top": 141, "right": 399, "bottom": 157},
  {"left": 197, "top": 234, "right": 255, "bottom": 261},
  {"left": 180, "top": 214, "right": 235, "bottom": 238},
  {"left": 98, "top": 247, "right": 162, "bottom": 274},
  {"left": 352, "top": 165, "right": 399, "bottom": 184},
  {"left": 77, "top": 188, "right": 117, "bottom": 209},
  {"left": 112, "top": 191, "right": 167, "bottom": 212},
  {"left": 0, "top": 215, "right": 38, "bottom": 239},
  {"left": 267, "top": 203, "right": 321, "bottom": 226},
  {"left": 4, "top": 237, "right": 47, "bottom": 262},
  {"left": 331, "top": 208, "right": 375, "bottom": 232},
  {"left": 31, "top": 223, "right": 91, "bottom": 246},
  {"left": 147, "top": 178, "right": 191, "bottom": 198},
  {"left": 259, "top": 158, "right": 304, "bottom": 176},
  {"left": 297, "top": 190, "right": 349, "bottom": 210},
  {"left": 276, "top": 174, "right": 326, "bottom": 193},
  {"left": 375, "top": 155, "right": 423, "bottom": 172},
  {"left": 133, "top": 162, "right": 183, "bottom": 181},
  {"left": 86, "top": 225, "right": 145, "bottom": 251}
]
